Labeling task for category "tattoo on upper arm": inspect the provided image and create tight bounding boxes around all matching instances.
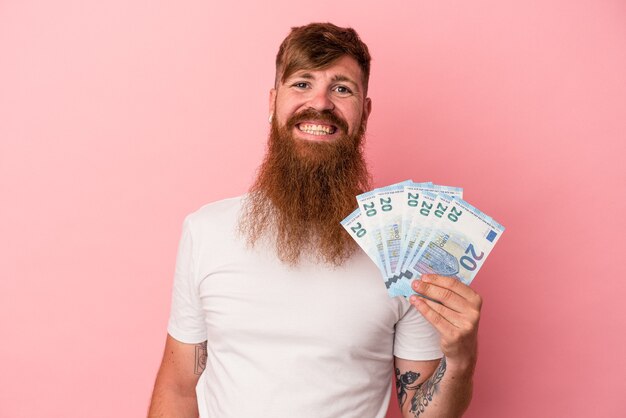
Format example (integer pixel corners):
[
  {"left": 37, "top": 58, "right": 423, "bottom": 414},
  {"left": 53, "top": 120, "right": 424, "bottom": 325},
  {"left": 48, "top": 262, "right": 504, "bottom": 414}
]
[
  {"left": 409, "top": 357, "right": 447, "bottom": 417},
  {"left": 194, "top": 341, "right": 207, "bottom": 375},
  {"left": 396, "top": 368, "right": 422, "bottom": 408}
]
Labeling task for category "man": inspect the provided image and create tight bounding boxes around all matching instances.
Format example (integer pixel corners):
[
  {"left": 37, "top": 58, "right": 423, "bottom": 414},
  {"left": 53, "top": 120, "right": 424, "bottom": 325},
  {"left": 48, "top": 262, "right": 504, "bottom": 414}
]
[{"left": 148, "top": 23, "right": 481, "bottom": 418}]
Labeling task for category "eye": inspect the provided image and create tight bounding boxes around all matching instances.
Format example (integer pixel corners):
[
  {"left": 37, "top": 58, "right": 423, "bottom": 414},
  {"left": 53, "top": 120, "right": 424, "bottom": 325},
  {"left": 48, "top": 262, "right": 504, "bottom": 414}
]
[
  {"left": 333, "top": 85, "right": 353, "bottom": 95},
  {"left": 291, "top": 82, "right": 310, "bottom": 89}
]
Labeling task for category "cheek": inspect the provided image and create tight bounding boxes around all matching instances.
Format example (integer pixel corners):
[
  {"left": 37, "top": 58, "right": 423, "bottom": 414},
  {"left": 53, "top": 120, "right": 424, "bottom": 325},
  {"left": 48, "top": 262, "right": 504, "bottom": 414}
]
[
  {"left": 276, "top": 91, "right": 306, "bottom": 111},
  {"left": 276, "top": 101, "right": 302, "bottom": 124},
  {"left": 345, "top": 109, "right": 365, "bottom": 132}
]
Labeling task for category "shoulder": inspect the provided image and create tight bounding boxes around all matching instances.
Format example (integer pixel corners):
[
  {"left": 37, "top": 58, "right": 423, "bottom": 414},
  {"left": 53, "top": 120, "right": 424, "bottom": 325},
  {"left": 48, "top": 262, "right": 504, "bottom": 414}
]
[
  {"left": 181, "top": 195, "right": 246, "bottom": 241},
  {"left": 186, "top": 195, "right": 245, "bottom": 225}
]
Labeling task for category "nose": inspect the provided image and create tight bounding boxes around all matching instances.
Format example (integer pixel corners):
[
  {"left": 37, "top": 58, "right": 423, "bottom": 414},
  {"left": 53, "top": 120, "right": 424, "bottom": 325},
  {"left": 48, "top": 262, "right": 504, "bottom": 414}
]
[{"left": 307, "top": 88, "right": 335, "bottom": 112}]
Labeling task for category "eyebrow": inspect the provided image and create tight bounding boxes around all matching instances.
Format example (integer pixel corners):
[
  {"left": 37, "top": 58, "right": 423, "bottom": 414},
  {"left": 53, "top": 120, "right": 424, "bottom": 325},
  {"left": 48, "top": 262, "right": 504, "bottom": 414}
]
[{"left": 330, "top": 74, "right": 356, "bottom": 85}]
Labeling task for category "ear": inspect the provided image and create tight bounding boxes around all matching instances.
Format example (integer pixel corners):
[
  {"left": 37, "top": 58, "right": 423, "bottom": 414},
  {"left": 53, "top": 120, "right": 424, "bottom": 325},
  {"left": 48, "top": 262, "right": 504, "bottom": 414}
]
[
  {"left": 362, "top": 97, "right": 372, "bottom": 128},
  {"left": 269, "top": 88, "right": 276, "bottom": 120}
]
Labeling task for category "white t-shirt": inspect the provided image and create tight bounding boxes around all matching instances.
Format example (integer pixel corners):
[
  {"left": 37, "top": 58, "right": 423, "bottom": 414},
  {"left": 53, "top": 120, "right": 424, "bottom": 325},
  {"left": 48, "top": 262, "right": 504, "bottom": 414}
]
[{"left": 167, "top": 196, "right": 442, "bottom": 418}]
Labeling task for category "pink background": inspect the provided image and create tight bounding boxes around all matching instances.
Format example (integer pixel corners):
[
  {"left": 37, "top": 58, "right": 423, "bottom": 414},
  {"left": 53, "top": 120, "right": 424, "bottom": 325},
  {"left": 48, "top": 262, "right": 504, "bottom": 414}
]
[{"left": 1, "top": 1, "right": 625, "bottom": 417}]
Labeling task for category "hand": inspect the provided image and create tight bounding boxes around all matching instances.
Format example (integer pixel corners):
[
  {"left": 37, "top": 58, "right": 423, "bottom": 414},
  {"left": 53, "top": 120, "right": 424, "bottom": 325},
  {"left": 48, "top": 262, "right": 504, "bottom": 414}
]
[{"left": 410, "top": 274, "right": 482, "bottom": 369}]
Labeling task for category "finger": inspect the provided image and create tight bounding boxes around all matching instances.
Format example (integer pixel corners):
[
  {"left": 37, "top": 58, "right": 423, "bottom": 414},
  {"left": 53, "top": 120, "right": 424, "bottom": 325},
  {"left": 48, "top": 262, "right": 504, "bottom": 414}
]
[
  {"left": 409, "top": 295, "right": 455, "bottom": 335},
  {"left": 416, "top": 295, "right": 466, "bottom": 328},
  {"left": 421, "top": 274, "right": 479, "bottom": 302},
  {"left": 412, "top": 279, "right": 468, "bottom": 313}
]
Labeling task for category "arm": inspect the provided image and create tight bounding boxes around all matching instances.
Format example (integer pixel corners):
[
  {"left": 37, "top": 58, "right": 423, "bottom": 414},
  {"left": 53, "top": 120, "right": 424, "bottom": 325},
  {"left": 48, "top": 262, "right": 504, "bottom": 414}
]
[
  {"left": 147, "top": 334, "right": 207, "bottom": 418},
  {"left": 395, "top": 356, "right": 472, "bottom": 417},
  {"left": 397, "top": 273, "right": 482, "bottom": 417}
]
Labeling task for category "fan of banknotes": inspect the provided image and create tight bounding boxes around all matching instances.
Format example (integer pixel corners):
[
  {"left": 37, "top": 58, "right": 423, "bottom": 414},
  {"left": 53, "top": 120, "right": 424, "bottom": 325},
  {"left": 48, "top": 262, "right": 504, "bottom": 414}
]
[{"left": 341, "top": 180, "right": 505, "bottom": 298}]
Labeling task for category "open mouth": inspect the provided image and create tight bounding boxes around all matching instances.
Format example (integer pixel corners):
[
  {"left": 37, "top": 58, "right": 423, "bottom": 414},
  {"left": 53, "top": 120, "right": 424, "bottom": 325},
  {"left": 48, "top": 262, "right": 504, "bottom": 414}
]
[{"left": 296, "top": 123, "right": 337, "bottom": 136}]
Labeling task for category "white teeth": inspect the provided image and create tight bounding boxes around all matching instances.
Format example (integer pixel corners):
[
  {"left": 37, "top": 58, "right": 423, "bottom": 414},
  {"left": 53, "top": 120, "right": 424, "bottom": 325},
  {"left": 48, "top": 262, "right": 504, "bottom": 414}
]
[{"left": 298, "top": 123, "right": 335, "bottom": 135}]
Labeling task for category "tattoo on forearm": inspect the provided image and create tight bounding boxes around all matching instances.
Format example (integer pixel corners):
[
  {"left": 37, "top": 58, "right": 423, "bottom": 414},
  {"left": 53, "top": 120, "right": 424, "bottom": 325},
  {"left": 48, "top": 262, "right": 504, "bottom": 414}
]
[
  {"left": 396, "top": 368, "right": 422, "bottom": 407},
  {"left": 194, "top": 341, "right": 207, "bottom": 375},
  {"left": 409, "top": 357, "right": 447, "bottom": 417}
]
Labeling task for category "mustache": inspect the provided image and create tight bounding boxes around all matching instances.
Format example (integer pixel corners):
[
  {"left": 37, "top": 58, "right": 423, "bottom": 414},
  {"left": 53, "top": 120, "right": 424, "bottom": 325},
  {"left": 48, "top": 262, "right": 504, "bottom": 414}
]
[{"left": 286, "top": 108, "right": 349, "bottom": 133}]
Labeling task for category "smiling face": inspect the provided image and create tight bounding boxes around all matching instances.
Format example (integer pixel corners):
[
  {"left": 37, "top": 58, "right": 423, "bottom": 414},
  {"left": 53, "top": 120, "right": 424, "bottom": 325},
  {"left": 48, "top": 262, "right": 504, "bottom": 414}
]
[
  {"left": 269, "top": 55, "right": 372, "bottom": 144},
  {"left": 240, "top": 24, "right": 374, "bottom": 267}
]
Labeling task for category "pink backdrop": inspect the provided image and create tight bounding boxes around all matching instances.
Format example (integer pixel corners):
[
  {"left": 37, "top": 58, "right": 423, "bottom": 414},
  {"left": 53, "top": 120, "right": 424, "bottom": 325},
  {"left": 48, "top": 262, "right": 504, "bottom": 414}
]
[{"left": 1, "top": 1, "right": 625, "bottom": 417}]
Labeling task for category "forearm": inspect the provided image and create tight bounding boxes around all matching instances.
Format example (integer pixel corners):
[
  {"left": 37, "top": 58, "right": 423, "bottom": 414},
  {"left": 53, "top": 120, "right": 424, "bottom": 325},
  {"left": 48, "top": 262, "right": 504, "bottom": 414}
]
[
  {"left": 401, "top": 357, "right": 474, "bottom": 418},
  {"left": 147, "top": 381, "right": 199, "bottom": 418},
  {"left": 147, "top": 337, "right": 206, "bottom": 418}
]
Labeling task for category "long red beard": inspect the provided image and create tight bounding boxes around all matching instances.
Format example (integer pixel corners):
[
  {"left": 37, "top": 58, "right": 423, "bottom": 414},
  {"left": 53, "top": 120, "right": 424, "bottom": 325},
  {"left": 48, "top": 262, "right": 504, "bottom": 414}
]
[{"left": 239, "top": 109, "right": 371, "bottom": 266}]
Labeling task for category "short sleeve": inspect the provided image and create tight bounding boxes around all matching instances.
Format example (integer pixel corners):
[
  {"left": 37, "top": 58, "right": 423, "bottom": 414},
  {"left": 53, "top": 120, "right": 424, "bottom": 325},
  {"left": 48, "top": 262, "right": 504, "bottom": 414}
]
[
  {"left": 393, "top": 300, "right": 443, "bottom": 360},
  {"left": 167, "top": 216, "right": 207, "bottom": 343}
]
